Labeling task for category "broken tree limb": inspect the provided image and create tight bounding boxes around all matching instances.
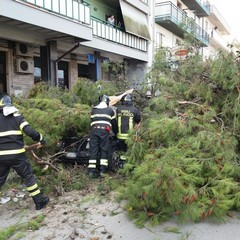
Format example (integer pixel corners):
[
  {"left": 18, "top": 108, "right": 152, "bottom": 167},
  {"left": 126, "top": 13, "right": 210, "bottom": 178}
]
[
  {"left": 30, "top": 150, "right": 60, "bottom": 172},
  {"left": 109, "top": 89, "right": 134, "bottom": 106},
  {"left": 24, "top": 142, "right": 42, "bottom": 151},
  {"left": 177, "top": 100, "right": 201, "bottom": 106},
  {"left": 24, "top": 143, "right": 60, "bottom": 172}
]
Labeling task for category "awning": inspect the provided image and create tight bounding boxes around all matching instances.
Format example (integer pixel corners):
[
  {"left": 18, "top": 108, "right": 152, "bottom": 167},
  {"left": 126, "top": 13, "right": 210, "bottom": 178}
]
[{"left": 119, "top": 0, "right": 151, "bottom": 40}]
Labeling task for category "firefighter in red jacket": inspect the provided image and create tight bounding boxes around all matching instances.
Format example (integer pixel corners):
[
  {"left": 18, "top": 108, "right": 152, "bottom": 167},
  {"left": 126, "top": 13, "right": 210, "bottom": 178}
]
[
  {"left": 117, "top": 94, "right": 141, "bottom": 161},
  {"left": 88, "top": 95, "right": 118, "bottom": 178},
  {"left": 0, "top": 93, "right": 49, "bottom": 210}
]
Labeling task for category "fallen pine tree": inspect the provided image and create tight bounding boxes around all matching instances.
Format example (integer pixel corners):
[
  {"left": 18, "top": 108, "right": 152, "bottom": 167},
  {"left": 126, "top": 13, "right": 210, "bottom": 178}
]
[
  {"left": 117, "top": 46, "right": 240, "bottom": 225},
  {"left": 7, "top": 79, "right": 132, "bottom": 195}
]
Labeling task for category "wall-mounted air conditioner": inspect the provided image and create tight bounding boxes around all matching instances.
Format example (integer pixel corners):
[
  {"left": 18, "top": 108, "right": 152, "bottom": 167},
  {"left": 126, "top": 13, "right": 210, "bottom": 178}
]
[
  {"left": 16, "top": 58, "right": 34, "bottom": 74},
  {"left": 16, "top": 43, "right": 34, "bottom": 57}
]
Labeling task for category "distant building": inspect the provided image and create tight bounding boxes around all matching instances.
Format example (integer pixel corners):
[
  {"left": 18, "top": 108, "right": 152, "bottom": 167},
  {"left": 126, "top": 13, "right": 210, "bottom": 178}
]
[{"left": 149, "top": 0, "right": 231, "bottom": 64}]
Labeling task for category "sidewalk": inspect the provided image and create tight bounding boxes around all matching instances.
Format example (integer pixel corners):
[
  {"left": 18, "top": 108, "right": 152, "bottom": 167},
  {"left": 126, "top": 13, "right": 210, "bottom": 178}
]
[{"left": 1, "top": 190, "right": 240, "bottom": 240}]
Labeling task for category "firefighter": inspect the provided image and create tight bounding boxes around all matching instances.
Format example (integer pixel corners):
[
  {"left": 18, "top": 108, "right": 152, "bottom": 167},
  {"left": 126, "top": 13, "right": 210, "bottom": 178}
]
[
  {"left": 117, "top": 94, "right": 141, "bottom": 162},
  {"left": 0, "top": 93, "right": 49, "bottom": 210},
  {"left": 88, "top": 95, "right": 118, "bottom": 178}
]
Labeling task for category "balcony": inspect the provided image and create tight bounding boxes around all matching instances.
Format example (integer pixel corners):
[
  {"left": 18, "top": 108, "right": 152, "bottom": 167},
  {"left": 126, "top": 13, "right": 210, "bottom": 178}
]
[
  {"left": 209, "top": 30, "right": 229, "bottom": 50},
  {"left": 181, "top": 0, "right": 210, "bottom": 17},
  {"left": 209, "top": 5, "right": 231, "bottom": 35},
  {"left": 18, "top": 0, "right": 91, "bottom": 24},
  {"left": 18, "top": 0, "right": 148, "bottom": 51},
  {"left": 155, "top": 2, "right": 209, "bottom": 47},
  {"left": 91, "top": 17, "right": 148, "bottom": 52},
  {"left": 0, "top": 0, "right": 93, "bottom": 42}
]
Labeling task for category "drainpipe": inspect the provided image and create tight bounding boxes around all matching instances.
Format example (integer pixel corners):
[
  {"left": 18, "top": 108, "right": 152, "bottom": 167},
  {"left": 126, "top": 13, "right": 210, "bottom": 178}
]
[{"left": 54, "top": 42, "right": 80, "bottom": 86}]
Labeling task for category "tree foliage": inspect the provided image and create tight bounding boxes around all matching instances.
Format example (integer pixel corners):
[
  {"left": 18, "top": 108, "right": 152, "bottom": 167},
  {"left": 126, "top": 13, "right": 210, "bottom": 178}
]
[
  {"left": 118, "top": 46, "right": 240, "bottom": 225},
  {"left": 13, "top": 78, "right": 125, "bottom": 153},
  {"left": 8, "top": 78, "right": 124, "bottom": 195},
  {"left": 14, "top": 83, "right": 91, "bottom": 153},
  {"left": 72, "top": 78, "right": 123, "bottom": 106}
]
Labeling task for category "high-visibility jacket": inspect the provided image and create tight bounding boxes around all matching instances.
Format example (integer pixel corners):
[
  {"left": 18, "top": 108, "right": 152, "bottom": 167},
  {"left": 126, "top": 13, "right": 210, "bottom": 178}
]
[
  {"left": 0, "top": 110, "right": 43, "bottom": 157},
  {"left": 117, "top": 102, "right": 141, "bottom": 140}
]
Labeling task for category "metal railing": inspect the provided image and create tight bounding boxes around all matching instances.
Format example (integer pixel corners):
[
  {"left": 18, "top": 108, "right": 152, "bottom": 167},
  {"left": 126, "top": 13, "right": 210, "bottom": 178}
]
[
  {"left": 197, "top": 0, "right": 210, "bottom": 14},
  {"left": 91, "top": 17, "right": 148, "bottom": 52},
  {"left": 15, "top": 0, "right": 148, "bottom": 52},
  {"left": 155, "top": 2, "right": 209, "bottom": 46},
  {"left": 18, "top": 0, "right": 91, "bottom": 25}
]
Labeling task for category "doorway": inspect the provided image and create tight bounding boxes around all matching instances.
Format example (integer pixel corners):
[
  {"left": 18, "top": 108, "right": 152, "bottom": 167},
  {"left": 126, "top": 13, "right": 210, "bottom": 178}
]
[{"left": 0, "top": 51, "right": 7, "bottom": 93}]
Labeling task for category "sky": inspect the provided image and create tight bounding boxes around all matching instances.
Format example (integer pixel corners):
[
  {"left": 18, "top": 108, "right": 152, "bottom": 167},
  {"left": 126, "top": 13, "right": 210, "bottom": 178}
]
[{"left": 209, "top": 0, "right": 240, "bottom": 42}]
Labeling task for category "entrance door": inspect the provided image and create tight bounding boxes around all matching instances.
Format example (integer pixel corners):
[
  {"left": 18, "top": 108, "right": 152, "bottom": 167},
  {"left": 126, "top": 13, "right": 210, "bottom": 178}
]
[{"left": 0, "top": 51, "right": 7, "bottom": 93}]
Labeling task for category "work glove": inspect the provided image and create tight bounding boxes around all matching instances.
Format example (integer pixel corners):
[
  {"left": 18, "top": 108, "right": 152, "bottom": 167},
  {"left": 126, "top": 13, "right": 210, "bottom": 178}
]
[{"left": 40, "top": 137, "right": 46, "bottom": 146}]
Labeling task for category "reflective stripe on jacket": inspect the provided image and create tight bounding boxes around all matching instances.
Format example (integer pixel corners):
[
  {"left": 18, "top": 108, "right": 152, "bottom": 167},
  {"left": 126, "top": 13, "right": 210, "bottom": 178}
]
[
  {"left": 0, "top": 110, "right": 41, "bottom": 156},
  {"left": 90, "top": 103, "right": 118, "bottom": 134},
  {"left": 117, "top": 103, "right": 141, "bottom": 140}
]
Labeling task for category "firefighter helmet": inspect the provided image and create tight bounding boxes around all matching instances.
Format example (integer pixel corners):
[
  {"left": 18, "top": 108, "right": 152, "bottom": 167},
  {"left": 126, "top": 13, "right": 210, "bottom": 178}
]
[
  {"left": 121, "top": 94, "right": 132, "bottom": 103},
  {"left": 99, "top": 95, "right": 110, "bottom": 105},
  {"left": 0, "top": 94, "right": 12, "bottom": 109}
]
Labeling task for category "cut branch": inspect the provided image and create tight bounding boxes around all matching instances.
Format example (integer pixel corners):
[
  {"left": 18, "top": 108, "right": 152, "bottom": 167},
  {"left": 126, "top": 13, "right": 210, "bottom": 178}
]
[
  {"left": 177, "top": 100, "right": 201, "bottom": 106},
  {"left": 30, "top": 150, "right": 60, "bottom": 172},
  {"left": 25, "top": 143, "right": 60, "bottom": 172}
]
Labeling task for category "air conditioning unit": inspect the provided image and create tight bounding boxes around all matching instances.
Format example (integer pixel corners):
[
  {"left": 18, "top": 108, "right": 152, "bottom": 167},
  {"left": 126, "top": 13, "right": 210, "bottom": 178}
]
[
  {"left": 16, "top": 43, "right": 34, "bottom": 57},
  {"left": 16, "top": 59, "right": 34, "bottom": 74}
]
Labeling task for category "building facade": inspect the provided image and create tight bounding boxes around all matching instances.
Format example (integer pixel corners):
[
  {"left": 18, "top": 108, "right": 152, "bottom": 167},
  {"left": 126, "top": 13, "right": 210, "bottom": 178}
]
[
  {"left": 0, "top": 0, "right": 232, "bottom": 96},
  {"left": 0, "top": 0, "right": 150, "bottom": 95},
  {"left": 150, "top": 0, "right": 231, "bottom": 65}
]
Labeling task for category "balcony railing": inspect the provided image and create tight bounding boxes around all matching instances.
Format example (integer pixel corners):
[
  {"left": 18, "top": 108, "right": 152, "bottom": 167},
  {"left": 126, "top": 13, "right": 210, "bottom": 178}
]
[
  {"left": 199, "top": 0, "right": 210, "bottom": 12},
  {"left": 17, "top": 0, "right": 91, "bottom": 25},
  {"left": 91, "top": 17, "right": 148, "bottom": 52},
  {"left": 181, "top": 0, "right": 210, "bottom": 16},
  {"left": 155, "top": 2, "right": 209, "bottom": 46}
]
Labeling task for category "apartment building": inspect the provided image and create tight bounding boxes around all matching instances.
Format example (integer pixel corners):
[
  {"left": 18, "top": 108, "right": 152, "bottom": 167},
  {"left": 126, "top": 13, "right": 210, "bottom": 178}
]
[
  {"left": 150, "top": 0, "right": 231, "bottom": 64},
  {"left": 0, "top": 0, "right": 232, "bottom": 96},
  {"left": 0, "top": 0, "right": 150, "bottom": 96},
  {"left": 204, "top": 4, "right": 231, "bottom": 58}
]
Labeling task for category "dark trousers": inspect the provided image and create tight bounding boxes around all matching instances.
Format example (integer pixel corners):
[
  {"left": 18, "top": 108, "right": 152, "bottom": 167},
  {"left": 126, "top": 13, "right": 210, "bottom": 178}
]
[
  {"left": 118, "top": 139, "right": 128, "bottom": 161},
  {"left": 118, "top": 139, "right": 128, "bottom": 152},
  {"left": 0, "top": 153, "right": 37, "bottom": 189},
  {"left": 89, "top": 128, "right": 110, "bottom": 171}
]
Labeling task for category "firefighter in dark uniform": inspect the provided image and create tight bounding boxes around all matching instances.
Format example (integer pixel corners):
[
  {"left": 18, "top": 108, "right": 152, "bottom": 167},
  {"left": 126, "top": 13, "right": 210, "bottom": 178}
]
[
  {"left": 117, "top": 94, "right": 141, "bottom": 162},
  {"left": 0, "top": 93, "right": 49, "bottom": 210},
  {"left": 88, "top": 95, "right": 118, "bottom": 178}
]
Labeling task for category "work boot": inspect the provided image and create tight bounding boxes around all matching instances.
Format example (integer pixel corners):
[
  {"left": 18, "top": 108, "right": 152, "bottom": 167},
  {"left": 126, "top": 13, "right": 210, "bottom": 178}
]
[
  {"left": 119, "top": 155, "right": 126, "bottom": 168},
  {"left": 33, "top": 193, "right": 49, "bottom": 210},
  {"left": 88, "top": 169, "right": 99, "bottom": 178}
]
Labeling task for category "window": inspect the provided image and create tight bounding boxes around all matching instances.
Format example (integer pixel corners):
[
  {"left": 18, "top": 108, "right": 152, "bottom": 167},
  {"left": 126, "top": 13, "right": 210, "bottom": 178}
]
[
  {"left": 155, "top": 32, "right": 165, "bottom": 49},
  {"left": 176, "top": 38, "right": 182, "bottom": 46}
]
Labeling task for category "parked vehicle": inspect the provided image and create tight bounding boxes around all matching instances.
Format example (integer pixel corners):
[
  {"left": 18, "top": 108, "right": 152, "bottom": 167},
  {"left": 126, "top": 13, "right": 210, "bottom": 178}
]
[{"left": 57, "top": 134, "right": 124, "bottom": 172}]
